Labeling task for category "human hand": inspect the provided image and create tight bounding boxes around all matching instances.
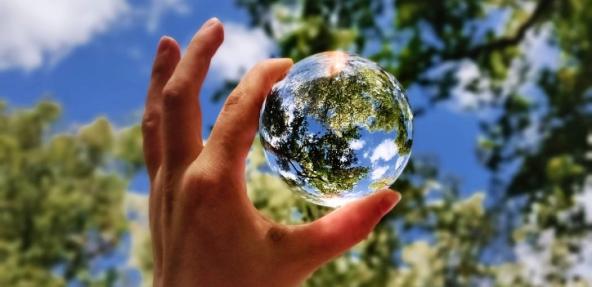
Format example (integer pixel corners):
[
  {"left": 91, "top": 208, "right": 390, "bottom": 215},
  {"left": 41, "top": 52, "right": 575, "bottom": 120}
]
[{"left": 142, "top": 18, "right": 402, "bottom": 287}]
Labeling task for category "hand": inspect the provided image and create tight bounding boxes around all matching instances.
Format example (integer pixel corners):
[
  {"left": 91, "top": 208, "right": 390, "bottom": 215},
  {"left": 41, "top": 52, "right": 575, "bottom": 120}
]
[{"left": 142, "top": 18, "right": 402, "bottom": 287}]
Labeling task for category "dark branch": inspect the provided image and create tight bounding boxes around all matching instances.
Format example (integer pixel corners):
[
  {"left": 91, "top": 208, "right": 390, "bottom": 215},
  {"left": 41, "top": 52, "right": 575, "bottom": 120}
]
[
  {"left": 444, "top": 0, "right": 554, "bottom": 60},
  {"left": 261, "top": 139, "right": 328, "bottom": 183}
]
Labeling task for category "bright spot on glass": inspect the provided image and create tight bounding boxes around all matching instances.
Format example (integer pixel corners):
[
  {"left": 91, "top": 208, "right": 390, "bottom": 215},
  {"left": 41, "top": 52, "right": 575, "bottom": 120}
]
[{"left": 259, "top": 51, "right": 413, "bottom": 208}]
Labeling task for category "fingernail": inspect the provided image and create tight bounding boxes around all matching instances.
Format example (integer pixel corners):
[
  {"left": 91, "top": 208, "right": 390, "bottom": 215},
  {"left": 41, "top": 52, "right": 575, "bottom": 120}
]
[
  {"left": 202, "top": 17, "right": 220, "bottom": 29},
  {"left": 378, "top": 190, "right": 401, "bottom": 215},
  {"left": 157, "top": 36, "right": 171, "bottom": 53}
]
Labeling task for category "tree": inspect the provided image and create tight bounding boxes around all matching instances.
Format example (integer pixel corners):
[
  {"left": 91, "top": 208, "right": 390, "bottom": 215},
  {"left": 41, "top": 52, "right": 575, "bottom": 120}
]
[
  {"left": 261, "top": 85, "right": 370, "bottom": 198},
  {"left": 0, "top": 101, "right": 142, "bottom": 286},
  {"left": 231, "top": 0, "right": 592, "bottom": 285}
]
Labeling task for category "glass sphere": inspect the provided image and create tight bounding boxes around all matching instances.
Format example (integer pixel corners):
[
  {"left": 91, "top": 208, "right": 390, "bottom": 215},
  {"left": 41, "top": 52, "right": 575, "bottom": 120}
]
[{"left": 259, "top": 51, "right": 413, "bottom": 207}]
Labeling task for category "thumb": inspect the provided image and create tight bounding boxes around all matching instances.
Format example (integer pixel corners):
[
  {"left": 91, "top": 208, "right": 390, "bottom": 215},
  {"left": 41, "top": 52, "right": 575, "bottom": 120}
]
[{"left": 292, "top": 190, "right": 401, "bottom": 269}]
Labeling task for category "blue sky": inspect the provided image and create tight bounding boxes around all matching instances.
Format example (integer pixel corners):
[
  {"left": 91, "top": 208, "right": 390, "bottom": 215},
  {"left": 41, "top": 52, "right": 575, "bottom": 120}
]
[{"left": 0, "top": 0, "right": 490, "bottom": 196}]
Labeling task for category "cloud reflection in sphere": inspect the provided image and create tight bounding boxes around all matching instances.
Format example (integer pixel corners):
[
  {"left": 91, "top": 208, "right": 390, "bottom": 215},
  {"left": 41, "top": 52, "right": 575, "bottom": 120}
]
[{"left": 259, "top": 52, "right": 413, "bottom": 208}]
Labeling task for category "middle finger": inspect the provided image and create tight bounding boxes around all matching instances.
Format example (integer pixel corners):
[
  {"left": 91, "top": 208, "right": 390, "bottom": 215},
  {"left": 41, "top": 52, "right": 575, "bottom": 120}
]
[{"left": 161, "top": 18, "right": 224, "bottom": 168}]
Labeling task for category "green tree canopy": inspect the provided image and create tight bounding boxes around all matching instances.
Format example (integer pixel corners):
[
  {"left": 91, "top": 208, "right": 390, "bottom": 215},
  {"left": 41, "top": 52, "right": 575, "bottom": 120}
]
[
  {"left": 0, "top": 101, "right": 142, "bottom": 286},
  {"left": 232, "top": 0, "right": 592, "bottom": 285}
]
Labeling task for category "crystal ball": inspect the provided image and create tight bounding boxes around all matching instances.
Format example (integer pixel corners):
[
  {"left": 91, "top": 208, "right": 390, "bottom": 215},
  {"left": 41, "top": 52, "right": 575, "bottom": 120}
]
[{"left": 259, "top": 51, "right": 413, "bottom": 207}]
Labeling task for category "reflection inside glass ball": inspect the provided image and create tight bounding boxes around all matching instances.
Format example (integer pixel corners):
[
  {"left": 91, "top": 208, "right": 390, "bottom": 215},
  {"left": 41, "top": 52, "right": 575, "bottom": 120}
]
[{"left": 259, "top": 51, "right": 413, "bottom": 207}]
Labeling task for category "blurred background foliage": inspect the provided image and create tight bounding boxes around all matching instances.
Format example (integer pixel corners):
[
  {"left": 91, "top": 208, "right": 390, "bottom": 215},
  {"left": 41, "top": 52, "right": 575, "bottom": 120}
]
[{"left": 1, "top": 0, "right": 591, "bottom": 286}]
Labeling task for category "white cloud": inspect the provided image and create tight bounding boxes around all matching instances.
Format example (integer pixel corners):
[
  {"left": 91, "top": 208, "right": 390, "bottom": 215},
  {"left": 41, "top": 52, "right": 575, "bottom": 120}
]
[
  {"left": 145, "top": 0, "right": 189, "bottom": 33},
  {"left": 349, "top": 139, "right": 366, "bottom": 150},
  {"left": 514, "top": 177, "right": 592, "bottom": 284},
  {"left": 371, "top": 165, "right": 389, "bottom": 180},
  {"left": 269, "top": 4, "right": 301, "bottom": 39},
  {"left": 449, "top": 60, "right": 494, "bottom": 111},
  {"left": 124, "top": 192, "right": 149, "bottom": 269},
  {"left": 0, "top": 0, "right": 128, "bottom": 71},
  {"left": 515, "top": 229, "right": 592, "bottom": 284},
  {"left": 569, "top": 237, "right": 592, "bottom": 283},
  {"left": 438, "top": 24, "right": 558, "bottom": 115},
  {"left": 211, "top": 23, "right": 274, "bottom": 80},
  {"left": 370, "top": 139, "right": 398, "bottom": 163},
  {"left": 278, "top": 169, "right": 298, "bottom": 181},
  {"left": 522, "top": 24, "right": 558, "bottom": 72},
  {"left": 514, "top": 229, "right": 554, "bottom": 286}
]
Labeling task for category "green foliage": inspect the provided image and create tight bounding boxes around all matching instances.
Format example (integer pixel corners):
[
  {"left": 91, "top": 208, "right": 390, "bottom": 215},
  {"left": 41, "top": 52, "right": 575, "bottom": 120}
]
[
  {"left": 0, "top": 101, "right": 139, "bottom": 286},
  {"left": 259, "top": 55, "right": 413, "bottom": 197},
  {"left": 232, "top": 0, "right": 592, "bottom": 285}
]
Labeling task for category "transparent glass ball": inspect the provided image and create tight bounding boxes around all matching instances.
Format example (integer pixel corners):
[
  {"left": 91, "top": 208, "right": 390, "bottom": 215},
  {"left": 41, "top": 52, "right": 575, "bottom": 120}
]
[{"left": 259, "top": 51, "right": 413, "bottom": 207}]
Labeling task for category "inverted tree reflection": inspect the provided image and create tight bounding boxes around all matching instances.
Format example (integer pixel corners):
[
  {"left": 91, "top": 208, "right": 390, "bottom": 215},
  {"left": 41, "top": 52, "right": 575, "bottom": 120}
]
[{"left": 261, "top": 56, "right": 412, "bottom": 197}]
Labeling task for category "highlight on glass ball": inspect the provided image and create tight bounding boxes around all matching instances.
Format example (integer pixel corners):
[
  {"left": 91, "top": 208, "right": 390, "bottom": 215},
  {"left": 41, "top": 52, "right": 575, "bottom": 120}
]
[{"left": 259, "top": 51, "right": 413, "bottom": 208}]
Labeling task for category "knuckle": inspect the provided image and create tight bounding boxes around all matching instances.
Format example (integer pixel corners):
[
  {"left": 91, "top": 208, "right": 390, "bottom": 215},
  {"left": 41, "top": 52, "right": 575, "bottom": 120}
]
[
  {"left": 141, "top": 110, "right": 160, "bottom": 134},
  {"left": 151, "top": 61, "right": 168, "bottom": 81},
  {"left": 194, "top": 171, "right": 220, "bottom": 189},
  {"left": 184, "top": 166, "right": 221, "bottom": 193},
  {"left": 223, "top": 89, "right": 245, "bottom": 112},
  {"left": 179, "top": 171, "right": 217, "bottom": 207},
  {"left": 162, "top": 84, "right": 186, "bottom": 108}
]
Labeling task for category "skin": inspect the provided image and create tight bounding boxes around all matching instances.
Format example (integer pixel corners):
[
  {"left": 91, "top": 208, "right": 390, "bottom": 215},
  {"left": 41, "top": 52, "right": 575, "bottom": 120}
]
[{"left": 142, "top": 18, "right": 402, "bottom": 287}]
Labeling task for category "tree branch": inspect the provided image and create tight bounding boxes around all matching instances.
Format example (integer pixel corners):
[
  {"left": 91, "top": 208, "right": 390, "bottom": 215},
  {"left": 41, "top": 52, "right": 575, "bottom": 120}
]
[
  {"left": 261, "top": 139, "right": 329, "bottom": 183},
  {"left": 444, "top": 0, "right": 554, "bottom": 60}
]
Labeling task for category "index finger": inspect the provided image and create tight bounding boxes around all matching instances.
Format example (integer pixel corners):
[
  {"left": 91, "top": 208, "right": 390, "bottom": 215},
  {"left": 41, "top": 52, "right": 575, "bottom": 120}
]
[{"left": 202, "top": 58, "right": 293, "bottom": 173}]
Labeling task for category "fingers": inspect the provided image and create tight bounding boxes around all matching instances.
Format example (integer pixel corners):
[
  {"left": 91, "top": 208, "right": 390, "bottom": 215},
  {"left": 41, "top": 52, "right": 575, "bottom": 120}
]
[
  {"left": 203, "top": 58, "right": 293, "bottom": 172},
  {"left": 142, "top": 36, "right": 181, "bottom": 180},
  {"left": 161, "top": 18, "right": 224, "bottom": 168},
  {"left": 143, "top": 36, "right": 180, "bottom": 278},
  {"left": 293, "top": 190, "right": 401, "bottom": 269}
]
